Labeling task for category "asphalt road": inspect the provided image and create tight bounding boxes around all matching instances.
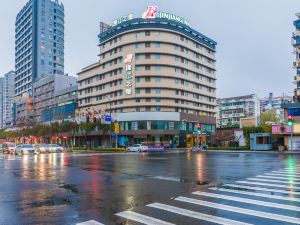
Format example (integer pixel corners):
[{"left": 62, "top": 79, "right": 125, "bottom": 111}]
[{"left": 0, "top": 151, "right": 300, "bottom": 225}]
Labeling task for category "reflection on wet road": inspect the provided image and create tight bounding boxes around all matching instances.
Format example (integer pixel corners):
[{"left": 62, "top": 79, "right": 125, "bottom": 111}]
[{"left": 0, "top": 152, "right": 299, "bottom": 225}]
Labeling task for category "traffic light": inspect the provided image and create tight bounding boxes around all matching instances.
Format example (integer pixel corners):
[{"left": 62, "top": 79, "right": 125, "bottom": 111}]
[
  {"left": 114, "top": 123, "right": 120, "bottom": 134},
  {"left": 86, "top": 114, "right": 90, "bottom": 123},
  {"left": 93, "top": 114, "right": 97, "bottom": 123},
  {"left": 288, "top": 115, "right": 294, "bottom": 126},
  {"left": 197, "top": 123, "right": 201, "bottom": 134}
]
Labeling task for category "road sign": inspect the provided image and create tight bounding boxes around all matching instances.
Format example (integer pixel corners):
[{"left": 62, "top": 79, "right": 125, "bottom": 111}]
[{"left": 105, "top": 115, "right": 111, "bottom": 122}]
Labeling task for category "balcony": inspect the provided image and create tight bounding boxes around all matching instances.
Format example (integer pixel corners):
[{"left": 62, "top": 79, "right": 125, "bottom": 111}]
[
  {"left": 293, "top": 59, "right": 300, "bottom": 69},
  {"left": 294, "top": 75, "right": 300, "bottom": 82},
  {"left": 293, "top": 30, "right": 300, "bottom": 38}
]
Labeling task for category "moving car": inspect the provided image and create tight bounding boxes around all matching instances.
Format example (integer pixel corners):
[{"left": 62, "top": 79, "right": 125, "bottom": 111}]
[
  {"left": 16, "top": 144, "right": 37, "bottom": 155},
  {"left": 35, "top": 144, "right": 50, "bottom": 153},
  {"left": 126, "top": 144, "right": 148, "bottom": 152},
  {"left": 2, "top": 142, "right": 17, "bottom": 154},
  {"left": 48, "top": 144, "right": 64, "bottom": 153}
]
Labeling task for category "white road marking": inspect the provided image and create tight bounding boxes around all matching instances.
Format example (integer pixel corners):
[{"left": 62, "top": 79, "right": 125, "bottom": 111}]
[
  {"left": 152, "top": 176, "right": 181, "bottom": 182},
  {"left": 147, "top": 203, "right": 252, "bottom": 225},
  {"left": 236, "top": 181, "right": 300, "bottom": 190},
  {"left": 273, "top": 170, "right": 300, "bottom": 174},
  {"left": 116, "top": 211, "right": 174, "bottom": 225},
  {"left": 247, "top": 178, "right": 300, "bottom": 185},
  {"left": 257, "top": 175, "right": 300, "bottom": 181},
  {"left": 223, "top": 184, "right": 300, "bottom": 195},
  {"left": 266, "top": 172, "right": 300, "bottom": 178},
  {"left": 76, "top": 220, "right": 104, "bottom": 225},
  {"left": 192, "top": 191, "right": 300, "bottom": 211},
  {"left": 208, "top": 187, "right": 300, "bottom": 202},
  {"left": 175, "top": 196, "right": 300, "bottom": 224}
]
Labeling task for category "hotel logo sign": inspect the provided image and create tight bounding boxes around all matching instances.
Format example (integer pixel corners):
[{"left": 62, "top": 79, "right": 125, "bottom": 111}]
[{"left": 142, "top": 5, "right": 159, "bottom": 19}]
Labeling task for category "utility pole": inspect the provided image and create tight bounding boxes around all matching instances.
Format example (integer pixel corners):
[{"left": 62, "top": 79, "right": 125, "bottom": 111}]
[{"left": 104, "top": 95, "right": 112, "bottom": 147}]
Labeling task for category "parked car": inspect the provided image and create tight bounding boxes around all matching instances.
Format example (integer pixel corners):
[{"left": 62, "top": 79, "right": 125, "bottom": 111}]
[
  {"left": 2, "top": 142, "right": 17, "bottom": 154},
  {"left": 126, "top": 144, "right": 149, "bottom": 152},
  {"left": 16, "top": 144, "right": 37, "bottom": 155},
  {"left": 34, "top": 144, "right": 50, "bottom": 153},
  {"left": 48, "top": 144, "right": 64, "bottom": 153}
]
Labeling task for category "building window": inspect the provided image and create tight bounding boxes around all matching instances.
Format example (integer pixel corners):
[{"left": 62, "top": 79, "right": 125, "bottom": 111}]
[
  {"left": 156, "top": 98, "right": 161, "bottom": 102},
  {"left": 136, "top": 98, "right": 141, "bottom": 103},
  {"left": 156, "top": 77, "right": 161, "bottom": 82},
  {"left": 175, "top": 78, "right": 179, "bottom": 83},
  {"left": 156, "top": 31, "right": 160, "bottom": 36},
  {"left": 136, "top": 107, "right": 140, "bottom": 112},
  {"left": 145, "top": 42, "right": 151, "bottom": 48},
  {"left": 136, "top": 88, "right": 140, "bottom": 94},
  {"left": 145, "top": 53, "right": 151, "bottom": 59},
  {"left": 145, "top": 107, "right": 151, "bottom": 111},
  {"left": 145, "top": 65, "right": 151, "bottom": 70},
  {"left": 145, "top": 88, "right": 151, "bottom": 94},
  {"left": 145, "top": 77, "right": 151, "bottom": 82},
  {"left": 135, "top": 43, "right": 141, "bottom": 48},
  {"left": 146, "top": 99, "right": 151, "bottom": 102},
  {"left": 156, "top": 88, "right": 161, "bottom": 94},
  {"left": 135, "top": 32, "right": 141, "bottom": 37},
  {"left": 155, "top": 54, "right": 160, "bottom": 59},
  {"left": 136, "top": 54, "right": 141, "bottom": 60},
  {"left": 135, "top": 66, "right": 141, "bottom": 71},
  {"left": 155, "top": 66, "right": 161, "bottom": 71},
  {"left": 145, "top": 31, "right": 151, "bottom": 36},
  {"left": 156, "top": 42, "right": 160, "bottom": 48},
  {"left": 156, "top": 106, "right": 161, "bottom": 112},
  {"left": 136, "top": 77, "right": 140, "bottom": 82}
]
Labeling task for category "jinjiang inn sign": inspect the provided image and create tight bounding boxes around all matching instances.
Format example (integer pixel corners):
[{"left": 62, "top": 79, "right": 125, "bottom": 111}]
[{"left": 112, "top": 6, "right": 191, "bottom": 27}]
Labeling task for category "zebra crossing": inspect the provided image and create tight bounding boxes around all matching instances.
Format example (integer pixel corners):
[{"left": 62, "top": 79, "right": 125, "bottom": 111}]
[{"left": 114, "top": 165, "right": 300, "bottom": 225}]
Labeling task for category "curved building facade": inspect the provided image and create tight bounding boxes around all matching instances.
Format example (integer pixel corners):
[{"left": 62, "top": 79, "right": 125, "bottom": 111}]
[{"left": 77, "top": 8, "right": 217, "bottom": 147}]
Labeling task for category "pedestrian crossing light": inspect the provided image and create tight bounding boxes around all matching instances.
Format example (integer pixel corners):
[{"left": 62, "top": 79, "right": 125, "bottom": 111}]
[{"left": 288, "top": 115, "right": 294, "bottom": 126}]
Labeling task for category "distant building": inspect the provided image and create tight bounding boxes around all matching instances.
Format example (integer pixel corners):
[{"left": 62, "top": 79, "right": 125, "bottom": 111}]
[
  {"left": 217, "top": 94, "right": 260, "bottom": 128},
  {"left": 260, "top": 93, "right": 293, "bottom": 122},
  {"left": 33, "top": 75, "right": 77, "bottom": 123},
  {"left": 0, "top": 71, "right": 16, "bottom": 128},
  {"left": 40, "top": 84, "right": 77, "bottom": 123},
  {"left": 293, "top": 12, "right": 300, "bottom": 102},
  {"left": 15, "top": 0, "right": 65, "bottom": 97}
]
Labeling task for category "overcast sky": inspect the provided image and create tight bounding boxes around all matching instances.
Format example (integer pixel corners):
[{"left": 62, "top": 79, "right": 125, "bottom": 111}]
[{"left": 0, "top": 0, "right": 299, "bottom": 98}]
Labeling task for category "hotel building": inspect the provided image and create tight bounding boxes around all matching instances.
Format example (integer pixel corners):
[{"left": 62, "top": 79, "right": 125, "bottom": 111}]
[{"left": 77, "top": 7, "right": 217, "bottom": 147}]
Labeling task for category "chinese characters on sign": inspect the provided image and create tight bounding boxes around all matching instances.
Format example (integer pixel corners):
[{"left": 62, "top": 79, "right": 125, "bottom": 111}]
[
  {"left": 124, "top": 54, "right": 134, "bottom": 95},
  {"left": 112, "top": 14, "right": 134, "bottom": 26}
]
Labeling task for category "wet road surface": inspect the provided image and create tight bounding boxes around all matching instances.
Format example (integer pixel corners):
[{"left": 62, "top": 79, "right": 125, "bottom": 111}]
[{"left": 0, "top": 151, "right": 300, "bottom": 225}]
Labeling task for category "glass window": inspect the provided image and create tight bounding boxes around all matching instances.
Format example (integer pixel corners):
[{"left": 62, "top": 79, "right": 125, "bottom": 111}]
[
  {"left": 156, "top": 77, "right": 161, "bottom": 82},
  {"left": 156, "top": 106, "right": 161, "bottom": 112},
  {"left": 135, "top": 66, "right": 141, "bottom": 71},
  {"left": 136, "top": 54, "right": 141, "bottom": 60},
  {"left": 156, "top": 42, "right": 161, "bottom": 48},
  {"left": 138, "top": 121, "right": 147, "bottom": 129},
  {"left": 156, "top": 98, "right": 161, "bottom": 102},
  {"left": 135, "top": 88, "right": 140, "bottom": 94},
  {"left": 155, "top": 54, "right": 160, "bottom": 59},
  {"left": 156, "top": 89, "right": 161, "bottom": 94},
  {"left": 175, "top": 78, "right": 179, "bottom": 83},
  {"left": 135, "top": 43, "right": 141, "bottom": 48},
  {"left": 155, "top": 66, "right": 161, "bottom": 71},
  {"left": 136, "top": 77, "right": 140, "bottom": 82}
]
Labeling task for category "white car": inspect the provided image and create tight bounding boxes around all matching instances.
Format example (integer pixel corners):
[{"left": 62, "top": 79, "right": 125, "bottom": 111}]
[
  {"left": 16, "top": 144, "right": 37, "bottom": 155},
  {"left": 3, "top": 142, "right": 17, "bottom": 154},
  {"left": 35, "top": 144, "right": 50, "bottom": 153},
  {"left": 126, "top": 144, "right": 148, "bottom": 152},
  {"left": 48, "top": 144, "right": 64, "bottom": 153}
]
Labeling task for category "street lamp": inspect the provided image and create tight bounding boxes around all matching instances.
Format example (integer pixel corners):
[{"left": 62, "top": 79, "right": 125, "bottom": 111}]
[{"left": 104, "top": 95, "right": 112, "bottom": 147}]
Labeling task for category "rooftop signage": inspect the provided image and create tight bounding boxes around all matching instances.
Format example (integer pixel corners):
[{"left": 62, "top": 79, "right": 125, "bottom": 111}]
[{"left": 112, "top": 6, "right": 190, "bottom": 27}]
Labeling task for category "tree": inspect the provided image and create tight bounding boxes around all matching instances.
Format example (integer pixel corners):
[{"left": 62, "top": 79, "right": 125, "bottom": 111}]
[{"left": 259, "top": 110, "right": 280, "bottom": 133}]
